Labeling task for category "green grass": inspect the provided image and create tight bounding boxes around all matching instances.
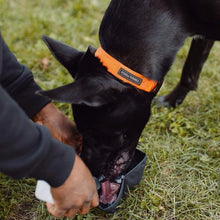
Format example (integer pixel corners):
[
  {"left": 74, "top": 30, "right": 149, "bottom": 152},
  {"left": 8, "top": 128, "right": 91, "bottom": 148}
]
[{"left": 0, "top": 0, "right": 219, "bottom": 219}]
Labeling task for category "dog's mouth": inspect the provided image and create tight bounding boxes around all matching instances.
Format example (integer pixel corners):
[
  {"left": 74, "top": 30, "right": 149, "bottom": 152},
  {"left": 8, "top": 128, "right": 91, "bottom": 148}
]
[
  {"left": 93, "top": 149, "right": 147, "bottom": 212},
  {"left": 97, "top": 151, "right": 131, "bottom": 205},
  {"left": 100, "top": 179, "right": 120, "bottom": 204}
]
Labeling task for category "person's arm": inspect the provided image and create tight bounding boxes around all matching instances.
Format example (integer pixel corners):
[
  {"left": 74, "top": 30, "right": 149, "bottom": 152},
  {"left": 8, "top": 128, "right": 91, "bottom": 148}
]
[
  {"left": 0, "top": 85, "right": 74, "bottom": 186},
  {"left": 0, "top": 86, "right": 98, "bottom": 217},
  {"left": 0, "top": 33, "right": 82, "bottom": 153},
  {"left": 0, "top": 33, "right": 50, "bottom": 118},
  {"left": 0, "top": 33, "right": 98, "bottom": 217},
  {"left": 48, "top": 154, "right": 99, "bottom": 218}
]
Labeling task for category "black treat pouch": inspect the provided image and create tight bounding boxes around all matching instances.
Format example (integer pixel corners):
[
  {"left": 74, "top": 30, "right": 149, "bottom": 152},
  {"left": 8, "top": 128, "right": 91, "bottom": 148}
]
[{"left": 94, "top": 149, "right": 147, "bottom": 213}]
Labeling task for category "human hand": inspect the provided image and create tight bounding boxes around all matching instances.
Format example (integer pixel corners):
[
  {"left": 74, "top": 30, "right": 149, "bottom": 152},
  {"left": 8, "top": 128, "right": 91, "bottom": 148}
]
[
  {"left": 46, "top": 154, "right": 99, "bottom": 218},
  {"left": 32, "top": 102, "right": 82, "bottom": 154}
]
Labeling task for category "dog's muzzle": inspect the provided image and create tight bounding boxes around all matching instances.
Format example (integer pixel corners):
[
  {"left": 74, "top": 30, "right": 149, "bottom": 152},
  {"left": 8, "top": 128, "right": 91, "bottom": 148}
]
[{"left": 93, "top": 149, "right": 147, "bottom": 213}]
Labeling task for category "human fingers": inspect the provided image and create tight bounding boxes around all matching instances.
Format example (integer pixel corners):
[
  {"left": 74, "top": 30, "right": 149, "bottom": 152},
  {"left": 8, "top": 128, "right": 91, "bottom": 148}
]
[
  {"left": 77, "top": 201, "right": 91, "bottom": 215},
  {"left": 64, "top": 208, "right": 78, "bottom": 218},
  {"left": 33, "top": 102, "right": 82, "bottom": 153},
  {"left": 91, "top": 192, "right": 99, "bottom": 208},
  {"left": 76, "top": 188, "right": 99, "bottom": 215},
  {"left": 77, "top": 193, "right": 99, "bottom": 215},
  {"left": 46, "top": 203, "right": 65, "bottom": 218}
]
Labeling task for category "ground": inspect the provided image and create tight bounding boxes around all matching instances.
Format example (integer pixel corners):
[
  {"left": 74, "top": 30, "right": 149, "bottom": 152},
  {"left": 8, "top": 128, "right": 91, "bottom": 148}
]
[{"left": 0, "top": 0, "right": 219, "bottom": 219}]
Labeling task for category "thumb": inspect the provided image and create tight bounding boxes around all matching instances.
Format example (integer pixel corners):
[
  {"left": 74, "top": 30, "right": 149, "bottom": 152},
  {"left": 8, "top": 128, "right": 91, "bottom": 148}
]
[{"left": 91, "top": 193, "right": 99, "bottom": 208}]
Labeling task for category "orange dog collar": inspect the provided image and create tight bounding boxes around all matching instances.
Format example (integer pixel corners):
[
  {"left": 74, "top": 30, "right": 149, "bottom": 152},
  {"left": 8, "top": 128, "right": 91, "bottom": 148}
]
[{"left": 95, "top": 46, "right": 161, "bottom": 93}]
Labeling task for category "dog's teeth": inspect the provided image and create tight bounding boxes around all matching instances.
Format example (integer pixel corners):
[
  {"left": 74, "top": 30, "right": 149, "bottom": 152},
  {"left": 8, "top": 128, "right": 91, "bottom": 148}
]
[{"left": 115, "top": 178, "right": 122, "bottom": 184}]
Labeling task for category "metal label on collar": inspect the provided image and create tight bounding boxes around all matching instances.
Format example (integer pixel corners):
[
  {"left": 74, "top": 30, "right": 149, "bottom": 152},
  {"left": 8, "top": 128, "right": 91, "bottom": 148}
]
[{"left": 118, "top": 68, "right": 142, "bottom": 86}]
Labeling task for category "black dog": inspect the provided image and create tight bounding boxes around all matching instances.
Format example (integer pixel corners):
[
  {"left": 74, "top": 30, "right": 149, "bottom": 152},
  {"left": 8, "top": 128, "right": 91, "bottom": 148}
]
[{"left": 39, "top": 0, "right": 220, "bottom": 205}]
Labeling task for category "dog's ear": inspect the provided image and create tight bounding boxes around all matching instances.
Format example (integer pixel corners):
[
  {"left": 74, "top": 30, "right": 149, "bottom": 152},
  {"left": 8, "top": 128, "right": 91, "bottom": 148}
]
[
  {"left": 37, "top": 78, "right": 115, "bottom": 107},
  {"left": 42, "top": 35, "right": 84, "bottom": 78}
]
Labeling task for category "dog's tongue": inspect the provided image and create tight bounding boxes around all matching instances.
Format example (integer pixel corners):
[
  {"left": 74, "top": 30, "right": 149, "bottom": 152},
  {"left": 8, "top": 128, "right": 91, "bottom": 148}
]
[{"left": 100, "top": 180, "right": 120, "bottom": 204}]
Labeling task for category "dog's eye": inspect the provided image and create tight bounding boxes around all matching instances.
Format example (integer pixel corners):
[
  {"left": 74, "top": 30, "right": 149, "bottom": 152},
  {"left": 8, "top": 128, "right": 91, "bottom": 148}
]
[{"left": 123, "top": 133, "right": 128, "bottom": 139}]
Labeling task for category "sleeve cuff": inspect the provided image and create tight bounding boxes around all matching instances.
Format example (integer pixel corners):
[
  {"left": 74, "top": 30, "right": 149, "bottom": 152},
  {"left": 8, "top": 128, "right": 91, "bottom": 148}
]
[{"left": 30, "top": 138, "right": 76, "bottom": 188}]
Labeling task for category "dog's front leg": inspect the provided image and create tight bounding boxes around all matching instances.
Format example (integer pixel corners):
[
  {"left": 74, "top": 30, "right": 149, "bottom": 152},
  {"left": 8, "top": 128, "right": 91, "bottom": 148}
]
[{"left": 154, "top": 38, "right": 214, "bottom": 108}]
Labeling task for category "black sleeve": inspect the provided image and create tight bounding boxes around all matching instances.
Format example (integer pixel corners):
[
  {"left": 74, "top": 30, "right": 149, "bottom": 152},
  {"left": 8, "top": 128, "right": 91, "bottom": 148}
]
[
  {"left": 0, "top": 85, "right": 75, "bottom": 187},
  {"left": 0, "top": 33, "right": 50, "bottom": 118}
]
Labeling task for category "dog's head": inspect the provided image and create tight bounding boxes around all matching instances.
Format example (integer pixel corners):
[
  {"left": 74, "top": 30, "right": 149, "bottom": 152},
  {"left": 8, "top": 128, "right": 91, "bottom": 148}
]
[{"left": 39, "top": 36, "right": 154, "bottom": 203}]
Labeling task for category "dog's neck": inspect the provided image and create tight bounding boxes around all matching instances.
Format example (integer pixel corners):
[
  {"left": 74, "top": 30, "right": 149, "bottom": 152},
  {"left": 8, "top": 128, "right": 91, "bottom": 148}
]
[{"left": 99, "top": 0, "right": 189, "bottom": 81}]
